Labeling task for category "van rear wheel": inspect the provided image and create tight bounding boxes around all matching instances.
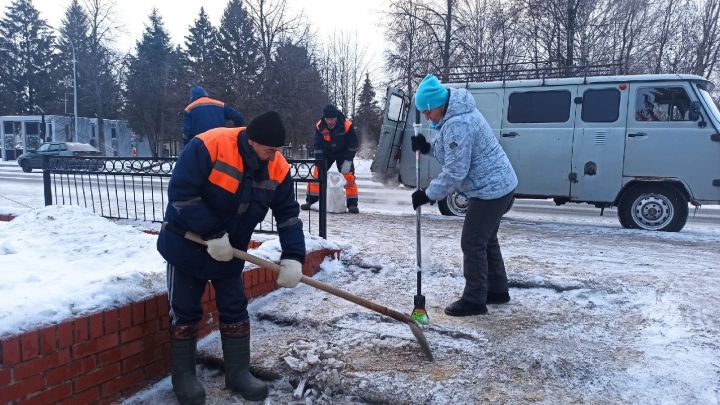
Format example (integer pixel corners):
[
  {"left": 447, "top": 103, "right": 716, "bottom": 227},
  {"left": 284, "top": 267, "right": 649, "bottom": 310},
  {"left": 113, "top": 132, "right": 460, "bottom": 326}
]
[
  {"left": 438, "top": 191, "right": 468, "bottom": 216},
  {"left": 617, "top": 185, "right": 688, "bottom": 232}
]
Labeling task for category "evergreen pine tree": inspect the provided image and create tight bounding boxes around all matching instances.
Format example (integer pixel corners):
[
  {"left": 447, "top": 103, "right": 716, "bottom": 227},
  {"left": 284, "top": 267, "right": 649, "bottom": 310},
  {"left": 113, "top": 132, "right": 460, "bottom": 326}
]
[
  {"left": 125, "top": 9, "right": 182, "bottom": 157},
  {"left": 183, "top": 7, "right": 218, "bottom": 90},
  {"left": 0, "top": 0, "right": 60, "bottom": 115},
  {"left": 354, "top": 73, "right": 382, "bottom": 151},
  {"left": 216, "top": 0, "right": 260, "bottom": 112},
  {"left": 263, "top": 43, "right": 328, "bottom": 148}
]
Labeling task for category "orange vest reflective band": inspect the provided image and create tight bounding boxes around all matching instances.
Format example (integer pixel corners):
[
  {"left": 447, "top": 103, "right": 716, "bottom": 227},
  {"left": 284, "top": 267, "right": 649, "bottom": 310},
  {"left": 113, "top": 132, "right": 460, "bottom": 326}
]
[
  {"left": 197, "top": 128, "right": 245, "bottom": 193},
  {"left": 184, "top": 97, "right": 224, "bottom": 112},
  {"left": 267, "top": 153, "right": 290, "bottom": 184},
  {"left": 316, "top": 119, "right": 352, "bottom": 142},
  {"left": 197, "top": 128, "right": 290, "bottom": 193}
]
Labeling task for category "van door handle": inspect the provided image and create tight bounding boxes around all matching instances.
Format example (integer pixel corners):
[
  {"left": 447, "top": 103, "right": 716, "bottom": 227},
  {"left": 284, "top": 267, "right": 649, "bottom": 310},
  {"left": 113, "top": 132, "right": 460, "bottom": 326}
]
[
  {"left": 627, "top": 132, "right": 647, "bottom": 138},
  {"left": 502, "top": 132, "right": 519, "bottom": 138}
]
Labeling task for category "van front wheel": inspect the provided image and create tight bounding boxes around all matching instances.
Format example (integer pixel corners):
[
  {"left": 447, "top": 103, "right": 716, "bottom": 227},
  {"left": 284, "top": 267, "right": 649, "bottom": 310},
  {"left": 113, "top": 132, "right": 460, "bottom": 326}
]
[
  {"left": 617, "top": 185, "right": 688, "bottom": 232},
  {"left": 438, "top": 192, "right": 469, "bottom": 216}
]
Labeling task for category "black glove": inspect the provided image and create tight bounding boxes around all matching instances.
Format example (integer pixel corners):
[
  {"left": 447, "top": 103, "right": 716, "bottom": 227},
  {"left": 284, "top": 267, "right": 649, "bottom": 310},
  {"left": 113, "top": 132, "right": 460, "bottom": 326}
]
[
  {"left": 412, "top": 189, "right": 433, "bottom": 210},
  {"left": 410, "top": 135, "right": 431, "bottom": 154}
]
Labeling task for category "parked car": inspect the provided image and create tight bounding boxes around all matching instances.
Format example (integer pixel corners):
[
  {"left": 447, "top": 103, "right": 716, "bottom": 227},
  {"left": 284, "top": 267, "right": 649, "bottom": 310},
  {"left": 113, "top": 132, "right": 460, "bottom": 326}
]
[
  {"left": 17, "top": 142, "right": 102, "bottom": 172},
  {"left": 372, "top": 73, "right": 720, "bottom": 232}
]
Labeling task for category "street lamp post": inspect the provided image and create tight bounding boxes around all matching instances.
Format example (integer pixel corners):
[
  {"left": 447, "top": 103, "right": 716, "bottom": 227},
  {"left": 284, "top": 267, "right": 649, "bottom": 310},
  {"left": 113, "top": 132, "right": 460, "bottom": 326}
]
[{"left": 69, "top": 40, "right": 78, "bottom": 142}]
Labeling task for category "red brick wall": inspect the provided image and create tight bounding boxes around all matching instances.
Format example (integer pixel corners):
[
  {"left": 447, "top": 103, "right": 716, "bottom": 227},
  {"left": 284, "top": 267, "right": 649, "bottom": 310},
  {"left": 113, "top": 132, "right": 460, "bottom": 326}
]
[{"left": 0, "top": 248, "right": 340, "bottom": 405}]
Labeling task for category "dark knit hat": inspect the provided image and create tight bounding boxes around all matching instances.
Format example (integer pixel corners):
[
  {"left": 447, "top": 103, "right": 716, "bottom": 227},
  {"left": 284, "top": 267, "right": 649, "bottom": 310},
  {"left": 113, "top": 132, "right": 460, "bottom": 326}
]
[
  {"left": 245, "top": 111, "right": 286, "bottom": 147},
  {"left": 322, "top": 104, "right": 340, "bottom": 118}
]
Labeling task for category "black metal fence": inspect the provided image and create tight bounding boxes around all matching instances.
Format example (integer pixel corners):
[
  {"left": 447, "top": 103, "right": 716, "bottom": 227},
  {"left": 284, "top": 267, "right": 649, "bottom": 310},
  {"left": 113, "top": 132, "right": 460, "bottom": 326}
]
[{"left": 42, "top": 156, "right": 327, "bottom": 238}]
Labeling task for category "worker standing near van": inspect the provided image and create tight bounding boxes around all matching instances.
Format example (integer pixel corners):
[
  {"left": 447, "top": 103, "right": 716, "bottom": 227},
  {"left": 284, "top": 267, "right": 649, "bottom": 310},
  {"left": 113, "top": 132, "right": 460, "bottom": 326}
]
[
  {"left": 410, "top": 74, "right": 518, "bottom": 316},
  {"left": 301, "top": 104, "right": 360, "bottom": 213},
  {"left": 182, "top": 85, "right": 245, "bottom": 145},
  {"left": 158, "top": 111, "right": 305, "bottom": 404}
]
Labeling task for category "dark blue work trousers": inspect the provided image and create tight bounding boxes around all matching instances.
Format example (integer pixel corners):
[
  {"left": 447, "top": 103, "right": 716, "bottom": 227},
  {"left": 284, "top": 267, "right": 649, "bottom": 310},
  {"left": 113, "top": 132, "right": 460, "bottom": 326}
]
[{"left": 166, "top": 263, "right": 248, "bottom": 326}]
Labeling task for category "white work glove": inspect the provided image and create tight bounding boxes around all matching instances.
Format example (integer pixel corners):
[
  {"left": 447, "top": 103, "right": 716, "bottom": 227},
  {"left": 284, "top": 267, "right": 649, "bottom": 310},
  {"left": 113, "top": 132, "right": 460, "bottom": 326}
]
[
  {"left": 277, "top": 259, "right": 303, "bottom": 288},
  {"left": 340, "top": 160, "right": 352, "bottom": 174},
  {"left": 205, "top": 233, "right": 234, "bottom": 262}
]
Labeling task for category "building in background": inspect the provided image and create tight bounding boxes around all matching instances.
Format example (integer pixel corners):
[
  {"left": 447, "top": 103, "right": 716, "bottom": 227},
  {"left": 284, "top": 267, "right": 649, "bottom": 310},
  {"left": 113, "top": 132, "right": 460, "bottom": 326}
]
[{"left": 0, "top": 115, "right": 151, "bottom": 161}]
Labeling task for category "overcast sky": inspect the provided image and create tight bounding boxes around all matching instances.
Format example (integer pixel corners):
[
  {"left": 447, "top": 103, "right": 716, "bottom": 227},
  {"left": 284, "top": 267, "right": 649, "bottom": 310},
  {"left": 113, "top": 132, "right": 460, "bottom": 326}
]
[{"left": 0, "top": 0, "right": 389, "bottom": 79}]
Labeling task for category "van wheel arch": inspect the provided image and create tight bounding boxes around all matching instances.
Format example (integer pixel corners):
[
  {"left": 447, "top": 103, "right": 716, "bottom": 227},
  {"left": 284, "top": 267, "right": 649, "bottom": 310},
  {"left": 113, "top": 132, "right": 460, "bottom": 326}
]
[{"left": 616, "top": 182, "right": 689, "bottom": 232}]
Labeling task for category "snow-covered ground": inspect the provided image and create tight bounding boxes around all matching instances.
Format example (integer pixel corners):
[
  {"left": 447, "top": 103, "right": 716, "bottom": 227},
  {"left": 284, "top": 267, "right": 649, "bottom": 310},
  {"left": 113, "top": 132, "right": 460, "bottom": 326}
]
[
  {"left": 2, "top": 159, "right": 719, "bottom": 404},
  {"left": 125, "top": 208, "right": 719, "bottom": 403},
  {"left": 0, "top": 205, "right": 336, "bottom": 338}
]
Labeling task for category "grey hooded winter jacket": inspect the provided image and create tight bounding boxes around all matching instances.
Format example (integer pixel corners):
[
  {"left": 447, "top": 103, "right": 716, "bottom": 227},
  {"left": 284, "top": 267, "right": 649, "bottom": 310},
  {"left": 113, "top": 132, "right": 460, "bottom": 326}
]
[{"left": 426, "top": 88, "right": 518, "bottom": 201}]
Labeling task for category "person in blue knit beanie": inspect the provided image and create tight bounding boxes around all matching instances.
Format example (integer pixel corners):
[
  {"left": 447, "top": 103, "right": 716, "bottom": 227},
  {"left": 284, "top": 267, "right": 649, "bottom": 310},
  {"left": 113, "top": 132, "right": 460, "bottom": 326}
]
[
  {"left": 410, "top": 73, "right": 518, "bottom": 317},
  {"left": 415, "top": 74, "right": 449, "bottom": 111}
]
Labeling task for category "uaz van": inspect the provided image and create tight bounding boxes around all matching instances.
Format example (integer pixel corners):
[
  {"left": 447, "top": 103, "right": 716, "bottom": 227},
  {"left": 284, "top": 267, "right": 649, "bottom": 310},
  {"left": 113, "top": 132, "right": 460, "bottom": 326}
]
[{"left": 371, "top": 74, "right": 720, "bottom": 232}]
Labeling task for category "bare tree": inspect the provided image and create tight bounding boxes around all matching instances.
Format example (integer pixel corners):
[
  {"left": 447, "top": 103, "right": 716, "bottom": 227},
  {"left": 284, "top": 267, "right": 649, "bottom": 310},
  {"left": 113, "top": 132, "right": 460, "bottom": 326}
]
[
  {"left": 413, "top": 0, "right": 461, "bottom": 81},
  {"left": 384, "top": 0, "right": 427, "bottom": 96},
  {"left": 454, "top": 0, "right": 524, "bottom": 72},
  {"left": 319, "top": 31, "right": 369, "bottom": 118},
  {"left": 693, "top": 0, "right": 720, "bottom": 77},
  {"left": 245, "top": 0, "right": 310, "bottom": 72},
  {"left": 83, "top": 0, "right": 123, "bottom": 153}
]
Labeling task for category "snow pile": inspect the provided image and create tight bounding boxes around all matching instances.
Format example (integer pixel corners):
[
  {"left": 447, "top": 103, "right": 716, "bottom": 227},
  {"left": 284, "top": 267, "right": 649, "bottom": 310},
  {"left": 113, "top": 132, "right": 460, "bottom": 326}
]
[
  {"left": 245, "top": 235, "right": 339, "bottom": 268},
  {"left": 0, "top": 205, "right": 338, "bottom": 339},
  {"left": 0, "top": 205, "right": 166, "bottom": 337}
]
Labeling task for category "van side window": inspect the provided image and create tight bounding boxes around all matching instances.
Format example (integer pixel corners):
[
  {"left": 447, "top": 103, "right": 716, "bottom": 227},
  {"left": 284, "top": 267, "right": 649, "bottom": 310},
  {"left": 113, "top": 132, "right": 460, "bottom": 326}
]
[
  {"left": 508, "top": 90, "right": 571, "bottom": 123},
  {"left": 582, "top": 89, "right": 620, "bottom": 122},
  {"left": 635, "top": 87, "right": 692, "bottom": 122},
  {"left": 387, "top": 94, "right": 406, "bottom": 122}
]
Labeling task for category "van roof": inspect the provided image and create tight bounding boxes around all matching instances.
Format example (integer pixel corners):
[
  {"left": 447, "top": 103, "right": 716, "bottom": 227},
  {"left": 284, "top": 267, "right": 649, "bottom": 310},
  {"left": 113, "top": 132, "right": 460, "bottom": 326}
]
[{"left": 448, "top": 74, "right": 713, "bottom": 90}]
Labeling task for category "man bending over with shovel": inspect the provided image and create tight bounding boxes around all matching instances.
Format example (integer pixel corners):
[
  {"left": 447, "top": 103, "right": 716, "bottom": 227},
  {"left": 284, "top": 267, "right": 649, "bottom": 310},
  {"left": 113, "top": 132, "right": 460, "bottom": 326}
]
[{"left": 157, "top": 111, "right": 305, "bottom": 404}]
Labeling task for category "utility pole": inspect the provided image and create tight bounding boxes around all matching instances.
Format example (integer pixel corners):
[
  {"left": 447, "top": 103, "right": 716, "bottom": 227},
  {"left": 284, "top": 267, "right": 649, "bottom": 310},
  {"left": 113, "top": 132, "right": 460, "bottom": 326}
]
[{"left": 70, "top": 40, "right": 79, "bottom": 142}]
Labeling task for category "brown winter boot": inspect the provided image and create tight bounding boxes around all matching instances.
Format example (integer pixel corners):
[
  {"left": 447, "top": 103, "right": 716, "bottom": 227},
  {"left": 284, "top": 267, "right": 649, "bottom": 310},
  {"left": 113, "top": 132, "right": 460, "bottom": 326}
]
[
  {"left": 170, "top": 324, "right": 206, "bottom": 405},
  {"left": 220, "top": 321, "right": 268, "bottom": 401}
]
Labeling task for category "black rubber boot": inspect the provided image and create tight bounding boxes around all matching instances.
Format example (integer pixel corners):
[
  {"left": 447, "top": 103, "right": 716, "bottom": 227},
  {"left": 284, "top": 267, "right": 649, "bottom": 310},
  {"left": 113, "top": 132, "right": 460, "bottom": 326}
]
[
  {"left": 300, "top": 202, "right": 313, "bottom": 210},
  {"left": 487, "top": 291, "right": 511, "bottom": 304},
  {"left": 444, "top": 299, "right": 488, "bottom": 316},
  {"left": 347, "top": 206, "right": 359, "bottom": 214},
  {"left": 170, "top": 325, "right": 206, "bottom": 405},
  {"left": 221, "top": 322, "right": 268, "bottom": 401}
]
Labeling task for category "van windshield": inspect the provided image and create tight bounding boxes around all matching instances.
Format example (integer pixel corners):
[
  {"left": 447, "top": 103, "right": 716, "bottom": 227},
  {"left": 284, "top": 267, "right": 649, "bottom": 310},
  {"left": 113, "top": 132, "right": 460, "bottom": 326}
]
[{"left": 698, "top": 88, "right": 720, "bottom": 122}]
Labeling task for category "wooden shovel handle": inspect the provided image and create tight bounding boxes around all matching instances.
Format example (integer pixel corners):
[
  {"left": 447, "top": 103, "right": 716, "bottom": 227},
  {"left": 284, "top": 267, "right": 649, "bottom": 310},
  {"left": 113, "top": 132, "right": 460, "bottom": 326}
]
[{"left": 180, "top": 229, "right": 416, "bottom": 325}]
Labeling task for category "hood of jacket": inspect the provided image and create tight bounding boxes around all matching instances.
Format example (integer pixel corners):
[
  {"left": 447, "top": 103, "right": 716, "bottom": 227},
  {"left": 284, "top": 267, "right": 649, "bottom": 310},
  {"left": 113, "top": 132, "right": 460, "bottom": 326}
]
[
  {"left": 189, "top": 85, "right": 209, "bottom": 102},
  {"left": 436, "top": 88, "right": 476, "bottom": 129}
]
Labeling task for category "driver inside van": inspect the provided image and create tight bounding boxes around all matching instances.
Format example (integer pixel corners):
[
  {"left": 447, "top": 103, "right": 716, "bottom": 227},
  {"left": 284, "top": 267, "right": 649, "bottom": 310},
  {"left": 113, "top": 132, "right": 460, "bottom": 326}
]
[{"left": 636, "top": 94, "right": 660, "bottom": 121}]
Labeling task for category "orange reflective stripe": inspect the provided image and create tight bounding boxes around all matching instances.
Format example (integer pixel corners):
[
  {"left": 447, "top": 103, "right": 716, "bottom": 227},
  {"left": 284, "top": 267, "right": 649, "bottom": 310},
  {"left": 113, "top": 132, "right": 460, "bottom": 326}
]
[
  {"left": 197, "top": 128, "right": 244, "bottom": 193},
  {"left": 184, "top": 97, "right": 224, "bottom": 112},
  {"left": 343, "top": 119, "right": 352, "bottom": 133},
  {"left": 209, "top": 168, "right": 239, "bottom": 193},
  {"left": 343, "top": 172, "right": 358, "bottom": 197},
  {"left": 267, "top": 153, "right": 290, "bottom": 183},
  {"left": 307, "top": 166, "right": 320, "bottom": 195}
]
